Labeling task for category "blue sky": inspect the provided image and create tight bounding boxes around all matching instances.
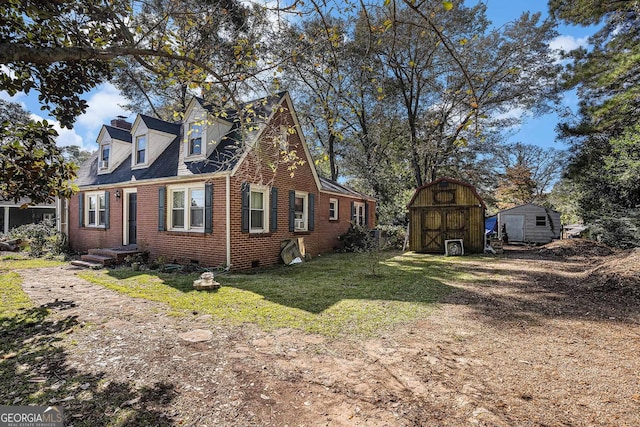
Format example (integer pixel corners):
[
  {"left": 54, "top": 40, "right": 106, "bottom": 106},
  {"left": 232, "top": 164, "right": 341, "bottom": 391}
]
[{"left": 1, "top": 0, "right": 596, "bottom": 153}]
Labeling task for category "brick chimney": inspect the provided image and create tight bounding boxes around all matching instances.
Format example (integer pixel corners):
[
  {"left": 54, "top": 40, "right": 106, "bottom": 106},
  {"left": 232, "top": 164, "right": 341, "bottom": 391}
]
[{"left": 110, "top": 115, "right": 132, "bottom": 130}]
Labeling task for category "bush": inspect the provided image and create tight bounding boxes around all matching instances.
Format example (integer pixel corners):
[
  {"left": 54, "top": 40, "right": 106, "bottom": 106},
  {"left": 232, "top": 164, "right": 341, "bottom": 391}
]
[
  {"left": 377, "top": 224, "right": 407, "bottom": 250},
  {"left": 588, "top": 216, "right": 640, "bottom": 249},
  {"left": 7, "top": 219, "right": 68, "bottom": 258},
  {"left": 338, "top": 223, "right": 375, "bottom": 252}
]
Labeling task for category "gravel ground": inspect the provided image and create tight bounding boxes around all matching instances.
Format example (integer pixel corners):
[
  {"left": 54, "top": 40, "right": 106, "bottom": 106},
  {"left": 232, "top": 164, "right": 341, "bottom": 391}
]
[{"left": 14, "top": 240, "right": 640, "bottom": 426}]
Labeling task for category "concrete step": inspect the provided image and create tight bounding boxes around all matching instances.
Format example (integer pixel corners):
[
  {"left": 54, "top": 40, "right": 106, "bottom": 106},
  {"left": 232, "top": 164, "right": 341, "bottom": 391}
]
[
  {"left": 88, "top": 248, "right": 140, "bottom": 263},
  {"left": 70, "top": 260, "right": 104, "bottom": 269},
  {"left": 81, "top": 254, "right": 115, "bottom": 266}
]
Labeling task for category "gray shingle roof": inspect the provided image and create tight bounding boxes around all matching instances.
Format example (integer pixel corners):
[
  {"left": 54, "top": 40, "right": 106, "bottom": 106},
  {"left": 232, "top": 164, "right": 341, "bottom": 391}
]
[
  {"left": 76, "top": 93, "right": 287, "bottom": 187},
  {"left": 319, "top": 176, "right": 374, "bottom": 200},
  {"left": 104, "top": 125, "right": 132, "bottom": 142},
  {"left": 139, "top": 114, "right": 181, "bottom": 135}
]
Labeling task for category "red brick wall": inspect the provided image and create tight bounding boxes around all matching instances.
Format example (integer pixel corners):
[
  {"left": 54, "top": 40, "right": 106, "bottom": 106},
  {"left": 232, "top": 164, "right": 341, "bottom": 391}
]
[
  {"left": 228, "top": 98, "right": 322, "bottom": 270},
  {"left": 68, "top": 180, "right": 228, "bottom": 268},
  {"left": 137, "top": 180, "right": 227, "bottom": 267},
  {"left": 316, "top": 193, "right": 375, "bottom": 253},
  {"left": 68, "top": 190, "right": 124, "bottom": 251}
]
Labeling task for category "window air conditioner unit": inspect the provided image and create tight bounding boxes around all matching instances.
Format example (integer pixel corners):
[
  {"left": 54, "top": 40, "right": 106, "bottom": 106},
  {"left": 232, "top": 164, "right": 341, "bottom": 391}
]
[
  {"left": 295, "top": 219, "right": 305, "bottom": 230},
  {"left": 444, "top": 239, "right": 464, "bottom": 256},
  {"left": 99, "top": 160, "right": 109, "bottom": 169}
]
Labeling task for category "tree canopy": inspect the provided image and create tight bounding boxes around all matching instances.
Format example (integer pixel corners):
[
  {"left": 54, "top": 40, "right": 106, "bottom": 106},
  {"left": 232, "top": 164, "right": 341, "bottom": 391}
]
[
  {"left": 551, "top": 0, "right": 640, "bottom": 245},
  {"left": 0, "top": 100, "right": 77, "bottom": 204}
]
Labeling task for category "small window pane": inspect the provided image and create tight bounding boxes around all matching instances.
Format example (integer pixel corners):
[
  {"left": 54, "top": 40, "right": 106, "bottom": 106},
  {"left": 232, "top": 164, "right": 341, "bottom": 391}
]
[
  {"left": 189, "top": 123, "right": 203, "bottom": 155},
  {"left": 99, "top": 211, "right": 106, "bottom": 225},
  {"left": 88, "top": 211, "right": 96, "bottom": 225},
  {"left": 136, "top": 136, "right": 146, "bottom": 164},
  {"left": 190, "top": 189, "right": 204, "bottom": 207},
  {"left": 250, "top": 191, "right": 264, "bottom": 209},
  {"left": 329, "top": 200, "right": 338, "bottom": 219},
  {"left": 89, "top": 196, "right": 96, "bottom": 210},
  {"left": 295, "top": 196, "right": 304, "bottom": 212},
  {"left": 191, "top": 209, "right": 204, "bottom": 228},
  {"left": 172, "top": 210, "right": 185, "bottom": 228},
  {"left": 536, "top": 216, "right": 546, "bottom": 226},
  {"left": 250, "top": 210, "right": 264, "bottom": 229},
  {"left": 173, "top": 191, "right": 185, "bottom": 208},
  {"left": 98, "top": 195, "right": 106, "bottom": 209},
  {"left": 101, "top": 146, "right": 110, "bottom": 162}
]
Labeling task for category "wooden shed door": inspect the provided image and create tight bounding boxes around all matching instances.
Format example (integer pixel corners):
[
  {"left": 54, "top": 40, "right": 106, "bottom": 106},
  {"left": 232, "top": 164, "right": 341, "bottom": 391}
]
[
  {"left": 421, "top": 209, "right": 443, "bottom": 252},
  {"left": 420, "top": 208, "right": 468, "bottom": 253},
  {"left": 444, "top": 208, "right": 467, "bottom": 241}
]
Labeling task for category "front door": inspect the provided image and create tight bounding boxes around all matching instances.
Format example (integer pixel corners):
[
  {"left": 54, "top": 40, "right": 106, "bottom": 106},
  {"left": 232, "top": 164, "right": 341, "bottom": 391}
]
[{"left": 127, "top": 192, "right": 137, "bottom": 245}]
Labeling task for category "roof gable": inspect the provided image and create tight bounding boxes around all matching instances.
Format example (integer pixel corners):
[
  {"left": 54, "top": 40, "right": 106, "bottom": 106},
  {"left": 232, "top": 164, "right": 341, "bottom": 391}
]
[{"left": 407, "top": 177, "right": 486, "bottom": 208}]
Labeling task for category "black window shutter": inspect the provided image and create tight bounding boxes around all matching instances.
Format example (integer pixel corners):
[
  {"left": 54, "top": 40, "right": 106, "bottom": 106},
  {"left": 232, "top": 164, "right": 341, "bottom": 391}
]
[
  {"left": 350, "top": 200, "right": 355, "bottom": 222},
  {"left": 308, "top": 193, "right": 315, "bottom": 231},
  {"left": 205, "top": 182, "right": 213, "bottom": 234},
  {"left": 158, "top": 186, "right": 166, "bottom": 231},
  {"left": 104, "top": 191, "right": 110, "bottom": 229},
  {"left": 270, "top": 187, "right": 278, "bottom": 232},
  {"left": 241, "top": 183, "right": 249, "bottom": 233},
  {"left": 289, "top": 190, "right": 295, "bottom": 232},
  {"left": 364, "top": 202, "right": 369, "bottom": 226},
  {"left": 78, "top": 193, "right": 84, "bottom": 227}
]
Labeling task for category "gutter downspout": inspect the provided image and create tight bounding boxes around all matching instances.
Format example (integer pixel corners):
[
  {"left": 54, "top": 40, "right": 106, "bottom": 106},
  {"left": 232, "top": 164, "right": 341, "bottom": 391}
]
[{"left": 226, "top": 174, "right": 231, "bottom": 268}]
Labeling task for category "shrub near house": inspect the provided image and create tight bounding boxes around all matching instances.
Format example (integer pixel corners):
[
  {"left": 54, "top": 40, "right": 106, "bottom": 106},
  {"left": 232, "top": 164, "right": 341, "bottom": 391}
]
[{"left": 68, "top": 92, "right": 375, "bottom": 270}]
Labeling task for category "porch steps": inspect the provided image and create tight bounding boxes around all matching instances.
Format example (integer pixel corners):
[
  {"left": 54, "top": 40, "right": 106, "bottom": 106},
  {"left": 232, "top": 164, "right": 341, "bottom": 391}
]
[
  {"left": 72, "top": 246, "right": 142, "bottom": 268},
  {"left": 80, "top": 253, "right": 116, "bottom": 266}
]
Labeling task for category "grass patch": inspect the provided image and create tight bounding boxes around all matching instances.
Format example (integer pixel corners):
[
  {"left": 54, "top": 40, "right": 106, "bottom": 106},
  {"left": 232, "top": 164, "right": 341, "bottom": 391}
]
[
  {"left": 78, "top": 251, "right": 467, "bottom": 337},
  {"left": 0, "top": 256, "right": 65, "bottom": 272}
]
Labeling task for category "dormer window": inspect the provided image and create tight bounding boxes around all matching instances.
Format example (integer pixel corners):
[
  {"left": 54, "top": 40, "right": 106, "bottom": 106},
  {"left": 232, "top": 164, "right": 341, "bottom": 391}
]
[
  {"left": 188, "top": 122, "right": 203, "bottom": 156},
  {"left": 99, "top": 144, "right": 110, "bottom": 170},
  {"left": 135, "top": 135, "right": 146, "bottom": 165}
]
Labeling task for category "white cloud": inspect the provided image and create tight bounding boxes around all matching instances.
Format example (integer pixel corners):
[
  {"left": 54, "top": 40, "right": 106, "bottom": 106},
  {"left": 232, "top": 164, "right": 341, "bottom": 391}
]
[
  {"left": 76, "top": 83, "right": 131, "bottom": 145},
  {"left": 30, "top": 113, "right": 87, "bottom": 151},
  {"left": 549, "top": 35, "right": 590, "bottom": 53}
]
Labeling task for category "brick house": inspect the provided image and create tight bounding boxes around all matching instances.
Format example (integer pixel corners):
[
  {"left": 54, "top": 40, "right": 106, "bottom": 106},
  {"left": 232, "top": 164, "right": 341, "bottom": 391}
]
[{"left": 68, "top": 92, "right": 375, "bottom": 270}]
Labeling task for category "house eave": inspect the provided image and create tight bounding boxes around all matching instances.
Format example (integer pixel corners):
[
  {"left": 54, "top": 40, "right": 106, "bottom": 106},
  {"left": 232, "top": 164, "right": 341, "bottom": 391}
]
[
  {"left": 75, "top": 171, "right": 231, "bottom": 191},
  {"left": 320, "top": 189, "right": 376, "bottom": 202}
]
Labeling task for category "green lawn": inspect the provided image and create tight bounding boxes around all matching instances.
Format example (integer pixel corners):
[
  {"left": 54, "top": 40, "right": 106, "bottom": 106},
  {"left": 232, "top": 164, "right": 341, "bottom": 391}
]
[{"left": 78, "top": 251, "right": 470, "bottom": 337}]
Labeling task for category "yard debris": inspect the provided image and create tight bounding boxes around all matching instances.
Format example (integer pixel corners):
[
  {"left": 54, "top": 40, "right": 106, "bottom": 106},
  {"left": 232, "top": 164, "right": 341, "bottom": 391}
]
[
  {"left": 280, "top": 238, "right": 306, "bottom": 265},
  {"left": 193, "top": 271, "right": 220, "bottom": 290},
  {"left": 537, "top": 238, "right": 615, "bottom": 257},
  {"left": 0, "top": 238, "right": 21, "bottom": 252}
]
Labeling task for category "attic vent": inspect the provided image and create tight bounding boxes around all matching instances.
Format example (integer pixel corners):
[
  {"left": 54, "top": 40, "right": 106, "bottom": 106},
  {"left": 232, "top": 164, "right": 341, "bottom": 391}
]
[{"left": 438, "top": 180, "right": 449, "bottom": 188}]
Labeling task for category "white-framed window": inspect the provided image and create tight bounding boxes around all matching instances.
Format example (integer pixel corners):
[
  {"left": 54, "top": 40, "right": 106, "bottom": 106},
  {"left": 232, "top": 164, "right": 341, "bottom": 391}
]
[
  {"left": 86, "top": 193, "right": 106, "bottom": 227},
  {"left": 135, "top": 135, "right": 147, "bottom": 165},
  {"left": 188, "top": 122, "right": 203, "bottom": 156},
  {"left": 354, "top": 201, "right": 365, "bottom": 226},
  {"left": 294, "top": 191, "right": 308, "bottom": 231},
  {"left": 99, "top": 144, "right": 110, "bottom": 169},
  {"left": 168, "top": 185, "right": 205, "bottom": 231},
  {"left": 329, "top": 198, "right": 338, "bottom": 220},
  {"left": 249, "top": 185, "right": 269, "bottom": 233}
]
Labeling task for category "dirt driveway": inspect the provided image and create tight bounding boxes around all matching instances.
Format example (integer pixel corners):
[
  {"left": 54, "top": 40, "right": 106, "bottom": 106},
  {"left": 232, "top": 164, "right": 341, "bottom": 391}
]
[{"left": 15, "top": 242, "right": 640, "bottom": 426}]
